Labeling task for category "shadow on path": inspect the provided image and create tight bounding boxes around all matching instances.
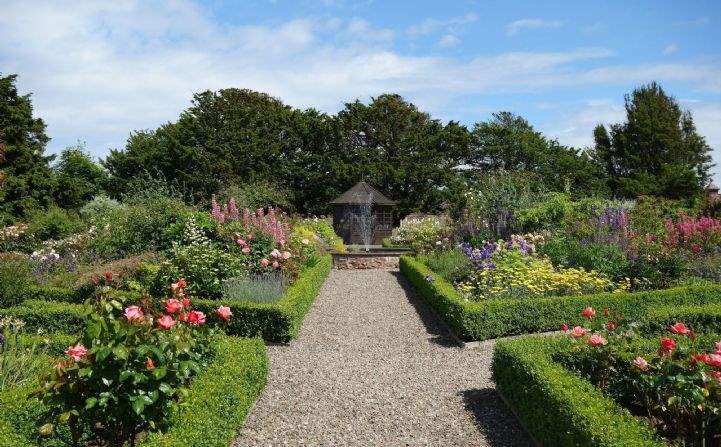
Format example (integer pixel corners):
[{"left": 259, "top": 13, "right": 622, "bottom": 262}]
[
  {"left": 390, "top": 271, "right": 459, "bottom": 348},
  {"left": 461, "top": 388, "right": 535, "bottom": 447}
]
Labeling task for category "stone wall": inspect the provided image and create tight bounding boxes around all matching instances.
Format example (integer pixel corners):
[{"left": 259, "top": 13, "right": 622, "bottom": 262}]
[{"left": 332, "top": 254, "right": 400, "bottom": 270}]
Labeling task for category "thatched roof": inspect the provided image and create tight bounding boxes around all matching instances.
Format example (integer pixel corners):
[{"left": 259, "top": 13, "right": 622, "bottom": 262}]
[{"left": 330, "top": 181, "right": 396, "bottom": 205}]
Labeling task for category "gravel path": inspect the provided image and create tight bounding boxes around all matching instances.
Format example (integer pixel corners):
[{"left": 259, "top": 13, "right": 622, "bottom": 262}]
[{"left": 234, "top": 269, "right": 532, "bottom": 447}]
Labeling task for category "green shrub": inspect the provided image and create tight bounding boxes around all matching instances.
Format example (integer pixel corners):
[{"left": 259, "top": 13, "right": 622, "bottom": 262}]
[
  {"left": 416, "top": 249, "right": 469, "bottom": 284},
  {"left": 492, "top": 335, "right": 664, "bottom": 446},
  {"left": 638, "top": 303, "right": 721, "bottom": 334},
  {"left": 0, "top": 335, "right": 268, "bottom": 447},
  {"left": 0, "top": 253, "right": 34, "bottom": 308},
  {"left": 25, "top": 207, "right": 84, "bottom": 243},
  {"left": 0, "top": 300, "right": 86, "bottom": 334},
  {"left": 401, "top": 255, "right": 721, "bottom": 342},
  {"left": 26, "top": 286, "right": 86, "bottom": 304}
]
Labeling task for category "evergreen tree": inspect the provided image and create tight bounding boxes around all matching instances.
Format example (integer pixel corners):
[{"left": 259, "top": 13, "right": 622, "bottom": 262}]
[
  {"left": 54, "top": 144, "right": 108, "bottom": 209},
  {"left": 0, "top": 74, "right": 56, "bottom": 222},
  {"left": 592, "top": 82, "right": 713, "bottom": 198}
]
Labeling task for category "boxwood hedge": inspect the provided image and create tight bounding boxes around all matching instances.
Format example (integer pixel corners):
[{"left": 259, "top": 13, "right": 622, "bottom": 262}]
[
  {"left": 0, "top": 300, "right": 86, "bottom": 334},
  {"left": 0, "top": 335, "right": 268, "bottom": 447},
  {"left": 492, "top": 335, "right": 664, "bottom": 447},
  {"left": 638, "top": 302, "right": 721, "bottom": 334},
  {"left": 400, "top": 255, "right": 721, "bottom": 342}
]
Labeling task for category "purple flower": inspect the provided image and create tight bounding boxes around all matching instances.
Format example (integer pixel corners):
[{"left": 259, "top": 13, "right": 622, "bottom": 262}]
[{"left": 0, "top": 334, "right": 5, "bottom": 347}]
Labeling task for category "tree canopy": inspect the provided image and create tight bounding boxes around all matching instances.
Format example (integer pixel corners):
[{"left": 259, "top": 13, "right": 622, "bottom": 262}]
[{"left": 592, "top": 82, "right": 713, "bottom": 198}]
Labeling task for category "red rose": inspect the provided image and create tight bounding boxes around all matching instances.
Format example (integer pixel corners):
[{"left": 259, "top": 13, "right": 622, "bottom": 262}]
[
  {"left": 603, "top": 308, "right": 610, "bottom": 317},
  {"left": 91, "top": 274, "right": 99, "bottom": 286},
  {"left": 165, "top": 298, "right": 183, "bottom": 314},
  {"left": 659, "top": 337, "right": 676, "bottom": 355},
  {"left": 104, "top": 271, "right": 113, "bottom": 282},
  {"left": 182, "top": 298, "right": 191, "bottom": 308},
  {"left": 146, "top": 358, "right": 155, "bottom": 370},
  {"left": 560, "top": 323, "right": 569, "bottom": 332},
  {"left": 581, "top": 307, "right": 596, "bottom": 319},
  {"left": 187, "top": 310, "right": 206, "bottom": 326},
  {"left": 695, "top": 353, "right": 721, "bottom": 368},
  {"left": 692, "top": 243, "right": 702, "bottom": 254},
  {"left": 606, "top": 321, "right": 616, "bottom": 331},
  {"left": 157, "top": 314, "right": 176, "bottom": 330},
  {"left": 670, "top": 322, "right": 690, "bottom": 335}
]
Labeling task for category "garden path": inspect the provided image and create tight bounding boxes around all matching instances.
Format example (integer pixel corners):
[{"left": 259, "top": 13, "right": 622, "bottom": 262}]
[{"left": 233, "top": 269, "right": 532, "bottom": 447}]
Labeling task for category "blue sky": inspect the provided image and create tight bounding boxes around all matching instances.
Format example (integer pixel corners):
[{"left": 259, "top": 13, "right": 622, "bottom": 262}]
[{"left": 1, "top": 0, "right": 720, "bottom": 180}]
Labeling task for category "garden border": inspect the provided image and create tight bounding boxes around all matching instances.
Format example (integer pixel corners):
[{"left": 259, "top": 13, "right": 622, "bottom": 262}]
[
  {"left": 0, "top": 335, "right": 268, "bottom": 447},
  {"left": 400, "top": 255, "right": 721, "bottom": 343},
  {"left": 492, "top": 335, "right": 665, "bottom": 447}
]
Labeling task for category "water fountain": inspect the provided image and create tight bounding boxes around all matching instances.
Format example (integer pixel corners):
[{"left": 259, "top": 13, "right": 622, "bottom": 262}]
[{"left": 349, "top": 193, "right": 375, "bottom": 252}]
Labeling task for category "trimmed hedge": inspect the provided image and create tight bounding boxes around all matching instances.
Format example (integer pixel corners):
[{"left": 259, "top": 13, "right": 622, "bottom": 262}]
[
  {"left": 25, "top": 285, "right": 88, "bottom": 304},
  {"left": 638, "top": 302, "right": 721, "bottom": 334},
  {"left": 0, "top": 335, "right": 268, "bottom": 447},
  {"left": 195, "top": 254, "right": 332, "bottom": 343},
  {"left": 492, "top": 336, "right": 664, "bottom": 447},
  {"left": 401, "top": 255, "right": 721, "bottom": 342},
  {"left": 0, "top": 300, "right": 86, "bottom": 334}
]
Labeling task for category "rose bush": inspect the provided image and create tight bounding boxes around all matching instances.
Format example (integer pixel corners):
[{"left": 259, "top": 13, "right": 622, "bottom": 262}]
[
  {"left": 35, "top": 276, "right": 233, "bottom": 446},
  {"left": 560, "top": 306, "right": 721, "bottom": 445}
]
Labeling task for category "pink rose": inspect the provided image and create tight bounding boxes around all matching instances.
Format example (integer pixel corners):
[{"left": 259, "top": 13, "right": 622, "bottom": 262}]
[
  {"left": 588, "top": 333, "right": 607, "bottom": 347},
  {"left": 260, "top": 258, "right": 270, "bottom": 268},
  {"left": 124, "top": 305, "right": 144, "bottom": 322},
  {"left": 65, "top": 344, "right": 88, "bottom": 362},
  {"left": 633, "top": 356, "right": 649, "bottom": 371},
  {"left": 237, "top": 239, "right": 246, "bottom": 247},
  {"left": 165, "top": 298, "right": 183, "bottom": 314},
  {"left": 606, "top": 321, "right": 616, "bottom": 331},
  {"left": 270, "top": 249, "right": 281, "bottom": 258},
  {"left": 242, "top": 246, "right": 251, "bottom": 254},
  {"left": 282, "top": 251, "right": 291, "bottom": 260},
  {"left": 571, "top": 326, "right": 587, "bottom": 338},
  {"left": 694, "top": 353, "right": 721, "bottom": 368},
  {"left": 581, "top": 307, "right": 595, "bottom": 319},
  {"left": 157, "top": 314, "right": 176, "bottom": 330},
  {"left": 272, "top": 261, "right": 280, "bottom": 269},
  {"left": 710, "top": 371, "right": 721, "bottom": 384},
  {"left": 215, "top": 305, "right": 233, "bottom": 321},
  {"left": 715, "top": 341, "right": 721, "bottom": 355},
  {"left": 301, "top": 238, "right": 310, "bottom": 245},
  {"left": 187, "top": 310, "right": 206, "bottom": 326},
  {"left": 182, "top": 297, "right": 191, "bottom": 308},
  {"left": 670, "top": 322, "right": 690, "bottom": 335}
]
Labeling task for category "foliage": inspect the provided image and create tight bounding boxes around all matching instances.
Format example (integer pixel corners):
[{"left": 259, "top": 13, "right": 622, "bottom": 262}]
[
  {"left": 35, "top": 279, "right": 232, "bottom": 446},
  {"left": 296, "top": 218, "right": 345, "bottom": 252},
  {"left": 0, "top": 317, "right": 50, "bottom": 392},
  {"left": 401, "top": 255, "right": 721, "bottom": 342},
  {"left": 1, "top": 300, "right": 87, "bottom": 334},
  {"left": 416, "top": 249, "right": 469, "bottom": 285},
  {"left": 0, "top": 253, "right": 34, "bottom": 308},
  {"left": 592, "top": 82, "right": 713, "bottom": 198},
  {"left": 390, "top": 216, "right": 451, "bottom": 252},
  {"left": 469, "top": 111, "right": 606, "bottom": 196},
  {"left": 53, "top": 144, "right": 108, "bottom": 210},
  {"left": 0, "top": 73, "right": 56, "bottom": 223},
  {"left": 79, "top": 194, "right": 123, "bottom": 220},
  {"left": 221, "top": 274, "right": 289, "bottom": 304},
  {"left": 217, "top": 181, "right": 293, "bottom": 213},
  {"left": 25, "top": 206, "right": 84, "bottom": 243}
]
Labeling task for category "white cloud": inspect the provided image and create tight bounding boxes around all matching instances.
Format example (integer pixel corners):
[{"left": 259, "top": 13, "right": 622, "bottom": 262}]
[
  {"left": 438, "top": 34, "right": 461, "bottom": 48},
  {"left": 663, "top": 43, "right": 678, "bottom": 55},
  {"left": 506, "top": 18, "right": 563, "bottom": 36},
  {"left": 406, "top": 12, "right": 477, "bottom": 37},
  {"left": 1, "top": 0, "right": 720, "bottom": 164}
]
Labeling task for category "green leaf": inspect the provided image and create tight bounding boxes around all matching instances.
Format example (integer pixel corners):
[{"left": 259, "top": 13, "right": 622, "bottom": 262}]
[
  {"left": 85, "top": 397, "right": 98, "bottom": 409},
  {"left": 131, "top": 398, "right": 145, "bottom": 415},
  {"left": 112, "top": 345, "right": 128, "bottom": 360}
]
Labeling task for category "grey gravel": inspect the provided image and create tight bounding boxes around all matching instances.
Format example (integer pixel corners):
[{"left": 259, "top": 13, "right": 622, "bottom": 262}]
[{"left": 234, "top": 269, "right": 532, "bottom": 447}]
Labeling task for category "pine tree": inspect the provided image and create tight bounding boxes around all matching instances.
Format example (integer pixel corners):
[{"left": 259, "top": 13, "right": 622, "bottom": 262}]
[{"left": 0, "top": 74, "right": 56, "bottom": 222}]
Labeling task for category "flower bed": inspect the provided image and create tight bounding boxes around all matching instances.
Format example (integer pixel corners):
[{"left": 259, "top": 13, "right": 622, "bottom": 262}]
[
  {"left": 401, "top": 255, "right": 721, "bottom": 342},
  {"left": 1, "top": 255, "right": 332, "bottom": 343},
  {"left": 493, "top": 306, "right": 721, "bottom": 446},
  {"left": 0, "top": 334, "right": 268, "bottom": 447},
  {"left": 492, "top": 335, "right": 664, "bottom": 446}
]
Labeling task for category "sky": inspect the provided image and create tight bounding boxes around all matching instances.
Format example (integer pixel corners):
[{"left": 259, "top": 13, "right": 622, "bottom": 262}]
[{"left": 1, "top": 0, "right": 720, "bottom": 180}]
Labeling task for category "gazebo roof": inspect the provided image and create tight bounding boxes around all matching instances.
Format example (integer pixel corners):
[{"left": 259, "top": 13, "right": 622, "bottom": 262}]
[{"left": 330, "top": 181, "right": 396, "bottom": 205}]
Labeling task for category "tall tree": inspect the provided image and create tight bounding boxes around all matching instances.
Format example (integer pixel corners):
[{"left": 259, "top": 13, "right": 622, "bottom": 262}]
[
  {"left": 336, "top": 94, "right": 470, "bottom": 215},
  {"left": 592, "top": 82, "right": 713, "bottom": 198},
  {"left": 469, "top": 111, "right": 605, "bottom": 196},
  {"left": 0, "top": 73, "right": 56, "bottom": 222},
  {"left": 54, "top": 144, "right": 108, "bottom": 209}
]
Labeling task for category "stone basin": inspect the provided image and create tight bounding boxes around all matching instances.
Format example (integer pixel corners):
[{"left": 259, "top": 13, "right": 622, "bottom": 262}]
[{"left": 330, "top": 247, "right": 414, "bottom": 270}]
